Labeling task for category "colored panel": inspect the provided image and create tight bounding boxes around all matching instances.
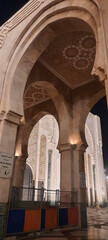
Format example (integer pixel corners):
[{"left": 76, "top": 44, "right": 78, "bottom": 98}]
[
  {"left": 45, "top": 208, "right": 58, "bottom": 229},
  {"left": 68, "top": 208, "right": 78, "bottom": 225},
  {"left": 59, "top": 208, "right": 68, "bottom": 227},
  {"left": 24, "top": 209, "right": 41, "bottom": 232},
  {"left": 6, "top": 210, "right": 25, "bottom": 234},
  {"left": 41, "top": 209, "right": 45, "bottom": 229}
]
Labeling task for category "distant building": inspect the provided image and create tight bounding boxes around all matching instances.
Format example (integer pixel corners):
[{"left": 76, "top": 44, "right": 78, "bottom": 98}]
[
  {"left": 22, "top": 115, "right": 60, "bottom": 201},
  {"left": 85, "top": 112, "right": 107, "bottom": 206}
]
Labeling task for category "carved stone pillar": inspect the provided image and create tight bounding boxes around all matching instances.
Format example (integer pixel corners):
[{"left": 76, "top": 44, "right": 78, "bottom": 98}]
[
  {"left": 59, "top": 143, "right": 73, "bottom": 205},
  {"left": 0, "top": 111, "right": 21, "bottom": 202},
  {"left": 12, "top": 155, "right": 27, "bottom": 188},
  {"left": 72, "top": 144, "right": 87, "bottom": 228}
]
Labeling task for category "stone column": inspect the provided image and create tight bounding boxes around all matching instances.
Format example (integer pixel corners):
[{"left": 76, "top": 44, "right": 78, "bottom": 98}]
[
  {"left": 10, "top": 155, "right": 27, "bottom": 203},
  {"left": 12, "top": 155, "right": 27, "bottom": 188},
  {"left": 0, "top": 111, "right": 21, "bottom": 202},
  {"left": 72, "top": 144, "right": 87, "bottom": 228},
  {"left": 59, "top": 143, "right": 73, "bottom": 205}
]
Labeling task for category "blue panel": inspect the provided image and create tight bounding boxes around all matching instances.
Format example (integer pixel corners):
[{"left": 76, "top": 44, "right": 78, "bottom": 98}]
[
  {"left": 6, "top": 210, "right": 25, "bottom": 234},
  {"left": 41, "top": 209, "right": 45, "bottom": 229},
  {"left": 59, "top": 208, "right": 68, "bottom": 227}
]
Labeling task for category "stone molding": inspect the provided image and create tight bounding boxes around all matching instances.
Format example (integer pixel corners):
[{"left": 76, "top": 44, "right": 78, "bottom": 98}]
[
  {"left": 85, "top": 123, "right": 94, "bottom": 154},
  {"left": 74, "top": 144, "right": 87, "bottom": 153},
  {"left": 58, "top": 143, "right": 71, "bottom": 152},
  {"left": 93, "top": 67, "right": 107, "bottom": 82},
  {"left": 0, "top": 110, "right": 22, "bottom": 125},
  {"left": 90, "top": 0, "right": 98, "bottom": 7},
  {"left": 0, "top": 0, "right": 45, "bottom": 48}
]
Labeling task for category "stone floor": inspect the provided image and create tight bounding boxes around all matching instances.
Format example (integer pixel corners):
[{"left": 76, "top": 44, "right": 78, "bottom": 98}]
[{"left": 30, "top": 207, "right": 108, "bottom": 240}]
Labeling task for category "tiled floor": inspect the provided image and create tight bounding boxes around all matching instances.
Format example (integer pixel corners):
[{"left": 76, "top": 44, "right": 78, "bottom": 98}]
[{"left": 18, "top": 207, "right": 108, "bottom": 240}]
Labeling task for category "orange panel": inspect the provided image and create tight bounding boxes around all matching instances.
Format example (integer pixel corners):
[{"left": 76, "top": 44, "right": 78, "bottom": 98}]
[
  {"left": 45, "top": 208, "right": 58, "bottom": 229},
  {"left": 24, "top": 209, "right": 41, "bottom": 232},
  {"left": 68, "top": 208, "right": 78, "bottom": 225}
]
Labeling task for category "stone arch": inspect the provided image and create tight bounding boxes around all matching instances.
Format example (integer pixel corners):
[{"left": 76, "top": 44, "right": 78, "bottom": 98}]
[
  {"left": 26, "top": 122, "right": 39, "bottom": 180},
  {"left": 15, "top": 98, "right": 61, "bottom": 158},
  {"left": 23, "top": 163, "right": 33, "bottom": 187},
  {"left": 1, "top": 0, "right": 105, "bottom": 116},
  {"left": 24, "top": 76, "right": 71, "bottom": 140},
  {"left": 22, "top": 163, "right": 34, "bottom": 200},
  {"left": 15, "top": 110, "right": 55, "bottom": 157},
  {"left": 79, "top": 89, "right": 105, "bottom": 145},
  {"left": 25, "top": 114, "right": 60, "bottom": 191}
]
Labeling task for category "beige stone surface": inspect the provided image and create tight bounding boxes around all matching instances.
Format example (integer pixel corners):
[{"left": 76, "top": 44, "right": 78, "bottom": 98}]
[{"left": 0, "top": 0, "right": 108, "bottom": 228}]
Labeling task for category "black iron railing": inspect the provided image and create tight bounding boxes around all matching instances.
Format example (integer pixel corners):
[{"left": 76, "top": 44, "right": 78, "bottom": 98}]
[{"left": 9, "top": 186, "right": 78, "bottom": 209}]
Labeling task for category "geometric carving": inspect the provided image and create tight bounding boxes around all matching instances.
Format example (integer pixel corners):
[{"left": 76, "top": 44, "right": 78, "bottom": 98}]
[
  {"left": 41, "top": 32, "right": 96, "bottom": 88},
  {"left": 27, "top": 122, "right": 39, "bottom": 179},
  {"left": 39, "top": 135, "right": 46, "bottom": 181},
  {"left": 24, "top": 82, "right": 50, "bottom": 109},
  {"left": 0, "top": 0, "right": 45, "bottom": 48},
  {"left": 88, "top": 154, "right": 92, "bottom": 187},
  {"left": 63, "top": 35, "right": 95, "bottom": 70}
]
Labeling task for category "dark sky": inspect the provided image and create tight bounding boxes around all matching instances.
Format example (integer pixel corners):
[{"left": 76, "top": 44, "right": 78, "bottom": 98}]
[
  {"left": 1, "top": 1, "right": 108, "bottom": 174},
  {"left": 0, "top": 0, "right": 29, "bottom": 26}
]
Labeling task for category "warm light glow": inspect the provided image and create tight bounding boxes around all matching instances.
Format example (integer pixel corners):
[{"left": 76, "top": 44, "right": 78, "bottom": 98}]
[
  {"left": 69, "top": 135, "right": 80, "bottom": 145},
  {"left": 15, "top": 150, "right": 20, "bottom": 157},
  {"left": 70, "top": 140, "right": 74, "bottom": 145},
  {"left": 20, "top": 116, "right": 25, "bottom": 123}
]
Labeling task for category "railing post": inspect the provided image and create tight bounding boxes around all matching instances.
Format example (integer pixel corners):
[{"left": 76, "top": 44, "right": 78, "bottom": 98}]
[{"left": 41, "top": 187, "right": 44, "bottom": 209}]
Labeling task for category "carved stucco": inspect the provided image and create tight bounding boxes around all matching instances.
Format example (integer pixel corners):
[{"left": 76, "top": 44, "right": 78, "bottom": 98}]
[
  {"left": 41, "top": 31, "right": 96, "bottom": 88},
  {"left": 24, "top": 82, "right": 50, "bottom": 109},
  {"left": 0, "top": 0, "right": 45, "bottom": 48},
  {"left": 26, "top": 115, "right": 59, "bottom": 180}
]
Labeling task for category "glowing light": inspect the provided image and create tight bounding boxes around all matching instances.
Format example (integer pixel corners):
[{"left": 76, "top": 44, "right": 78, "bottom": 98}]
[
  {"left": 15, "top": 150, "right": 20, "bottom": 157},
  {"left": 70, "top": 140, "right": 74, "bottom": 145},
  {"left": 20, "top": 116, "right": 25, "bottom": 123}
]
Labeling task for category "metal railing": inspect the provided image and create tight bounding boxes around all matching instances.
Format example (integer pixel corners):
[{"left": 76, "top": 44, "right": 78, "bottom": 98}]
[{"left": 9, "top": 186, "right": 78, "bottom": 209}]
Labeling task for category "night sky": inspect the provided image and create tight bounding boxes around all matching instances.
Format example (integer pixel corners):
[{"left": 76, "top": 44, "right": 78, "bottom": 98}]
[
  {"left": 0, "top": 0, "right": 30, "bottom": 26},
  {"left": 0, "top": 1, "right": 108, "bottom": 174}
]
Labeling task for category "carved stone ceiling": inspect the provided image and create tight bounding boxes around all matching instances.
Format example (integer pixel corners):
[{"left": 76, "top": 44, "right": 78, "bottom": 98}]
[
  {"left": 39, "top": 31, "right": 96, "bottom": 89},
  {"left": 24, "top": 83, "right": 50, "bottom": 109},
  {"left": 24, "top": 19, "right": 96, "bottom": 109}
]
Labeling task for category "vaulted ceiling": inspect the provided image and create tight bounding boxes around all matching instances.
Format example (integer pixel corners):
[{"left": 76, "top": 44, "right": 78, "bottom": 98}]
[{"left": 24, "top": 18, "right": 96, "bottom": 109}]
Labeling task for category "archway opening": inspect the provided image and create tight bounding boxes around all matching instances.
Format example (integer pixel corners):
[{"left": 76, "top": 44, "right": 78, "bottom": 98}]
[
  {"left": 22, "top": 114, "right": 60, "bottom": 205},
  {"left": 8, "top": 16, "right": 97, "bottom": 116}
]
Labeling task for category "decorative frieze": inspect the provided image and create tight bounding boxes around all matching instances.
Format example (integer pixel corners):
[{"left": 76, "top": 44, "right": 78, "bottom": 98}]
[{"left": 0, "top": 0, "right": 45, "bottom": 48}]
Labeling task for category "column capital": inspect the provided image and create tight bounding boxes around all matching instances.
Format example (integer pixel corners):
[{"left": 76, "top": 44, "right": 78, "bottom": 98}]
[
  {"left": 58, "top": 142, "right": 71, "bottom": 152},
  {"left": 72, "top": 143, "right": 87, "bottom": 153},
  {"left": 0, "top": 110, "right": 22, "bottom": 125}
]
